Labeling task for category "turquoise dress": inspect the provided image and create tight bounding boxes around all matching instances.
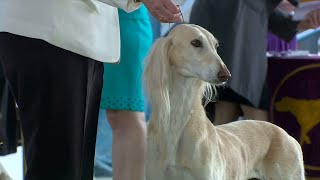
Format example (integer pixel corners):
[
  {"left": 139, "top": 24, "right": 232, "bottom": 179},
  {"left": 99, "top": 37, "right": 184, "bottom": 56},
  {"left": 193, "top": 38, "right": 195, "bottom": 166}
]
[{"left": 100, "top": 6, "right": 153, "bottom": 111}]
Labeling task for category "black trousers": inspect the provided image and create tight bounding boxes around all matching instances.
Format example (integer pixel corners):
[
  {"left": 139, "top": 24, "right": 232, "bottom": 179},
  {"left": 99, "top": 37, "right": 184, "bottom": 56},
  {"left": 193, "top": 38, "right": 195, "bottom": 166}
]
[
  {"left": 0, "top": 33, "right": 103, "bottom": 180},
  {"left": 0, "top": 64, "right": 19, "bottom": 156}
]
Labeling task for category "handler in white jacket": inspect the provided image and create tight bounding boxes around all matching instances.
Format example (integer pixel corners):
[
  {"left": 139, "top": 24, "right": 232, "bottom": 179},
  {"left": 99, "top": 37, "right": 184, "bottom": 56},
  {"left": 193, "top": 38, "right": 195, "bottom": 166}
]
[{"left": 0, "top": 0, "right": 182, "bottom": 179}]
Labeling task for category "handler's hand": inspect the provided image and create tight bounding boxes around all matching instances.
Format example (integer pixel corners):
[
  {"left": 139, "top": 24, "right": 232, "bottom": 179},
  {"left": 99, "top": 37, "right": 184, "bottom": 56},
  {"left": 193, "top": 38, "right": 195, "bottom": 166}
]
[
  {"left": 298, "top": 9, "right": 320, "bottom": 30},
  {"left": 142, "top": 0, "right": 183, "bottom": 23}
]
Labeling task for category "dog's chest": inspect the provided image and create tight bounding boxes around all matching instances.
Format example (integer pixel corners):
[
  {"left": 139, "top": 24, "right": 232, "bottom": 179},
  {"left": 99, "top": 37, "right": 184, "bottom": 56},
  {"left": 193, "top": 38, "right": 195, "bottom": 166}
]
[
  {"left": 146, "top": 164, "right": 211, "bottom": 180},
  {"left": 165, "top": 165, "right": 210, "bottom": 180},
  {"left": 146, "top": 137, "right": 214, "bottom": 180}
]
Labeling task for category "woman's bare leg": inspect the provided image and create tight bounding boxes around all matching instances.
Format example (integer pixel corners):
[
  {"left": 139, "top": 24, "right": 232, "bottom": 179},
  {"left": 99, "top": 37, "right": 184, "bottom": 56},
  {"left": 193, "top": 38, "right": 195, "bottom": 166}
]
[
  {"left": 106, "top": 110, "right": 147, "bottom": 180},
  {"left": 214, "top": 101, "right": 241, "bottom": 125},
  {"left": 240, "top": 104, "right": 268, "bottom": 121}
]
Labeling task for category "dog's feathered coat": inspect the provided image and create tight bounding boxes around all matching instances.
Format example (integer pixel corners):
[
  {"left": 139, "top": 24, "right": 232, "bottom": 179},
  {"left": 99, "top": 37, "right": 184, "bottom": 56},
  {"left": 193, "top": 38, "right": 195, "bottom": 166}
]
[{"left": 144, "top": 24, "right": 305, "bottom": 180}]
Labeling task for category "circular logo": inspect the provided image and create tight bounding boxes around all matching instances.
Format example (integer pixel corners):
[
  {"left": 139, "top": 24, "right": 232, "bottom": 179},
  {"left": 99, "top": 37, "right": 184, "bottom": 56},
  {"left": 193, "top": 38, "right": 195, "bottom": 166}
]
[{"left": 270, "top": 63, "right": 320, "bottom": 177}]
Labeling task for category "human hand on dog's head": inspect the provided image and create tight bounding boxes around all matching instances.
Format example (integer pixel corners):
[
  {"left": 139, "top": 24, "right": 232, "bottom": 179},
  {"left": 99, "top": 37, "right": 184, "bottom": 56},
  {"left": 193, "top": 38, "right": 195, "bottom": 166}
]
[
  {"left": 142, "top": 0, "right": 183, "bottom": 23},
  {"left": 297, "top": 9, "right": 320, "bottom": 30}
]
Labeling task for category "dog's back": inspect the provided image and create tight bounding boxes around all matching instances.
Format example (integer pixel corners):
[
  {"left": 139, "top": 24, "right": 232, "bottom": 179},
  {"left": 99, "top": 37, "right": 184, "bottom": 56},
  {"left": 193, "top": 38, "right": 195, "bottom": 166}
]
[{"left": 216, "top": 120, "right": 305, "bottom": 179}]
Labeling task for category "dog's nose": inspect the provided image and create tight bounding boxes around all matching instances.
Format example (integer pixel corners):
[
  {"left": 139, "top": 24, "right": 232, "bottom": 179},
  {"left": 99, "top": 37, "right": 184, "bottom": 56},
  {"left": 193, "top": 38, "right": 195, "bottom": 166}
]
[{"left": 218, "top": 67, "right": 231, "bottom": 82}]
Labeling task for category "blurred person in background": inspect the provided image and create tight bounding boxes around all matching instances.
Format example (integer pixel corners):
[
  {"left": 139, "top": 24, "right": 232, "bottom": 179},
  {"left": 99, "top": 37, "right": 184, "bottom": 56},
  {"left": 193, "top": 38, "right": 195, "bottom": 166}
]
[
  {"left": 0, "top": 0, "right": 181, "bottom": 179},
  {"left": 94, "top": 5, "right": 153, "bottom": 180},
  {"left": 268, "top": 0, "right": 299, "bottom": 52},
  {"left": 190, "top": 0, "right": 320, "bottom": 125}
]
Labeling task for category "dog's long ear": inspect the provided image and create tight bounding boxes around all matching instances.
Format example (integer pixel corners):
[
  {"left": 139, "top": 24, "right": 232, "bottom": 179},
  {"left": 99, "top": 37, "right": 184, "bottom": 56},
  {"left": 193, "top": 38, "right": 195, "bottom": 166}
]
[{"left": 144, "top": 37, "right": 172, "bottom": 119}]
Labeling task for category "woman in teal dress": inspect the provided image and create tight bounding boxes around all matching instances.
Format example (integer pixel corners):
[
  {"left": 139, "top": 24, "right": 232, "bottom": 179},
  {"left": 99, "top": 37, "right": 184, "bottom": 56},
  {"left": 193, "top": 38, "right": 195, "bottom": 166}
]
[{"left": 99, "top": 5, "right": 153, "bottom": 180}]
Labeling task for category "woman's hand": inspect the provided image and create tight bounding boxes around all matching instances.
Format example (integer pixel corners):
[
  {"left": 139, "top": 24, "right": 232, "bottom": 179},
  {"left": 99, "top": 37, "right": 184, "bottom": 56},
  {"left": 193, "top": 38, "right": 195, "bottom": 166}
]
[
  {"left": 297, "top": 9, "right": 320, "bottom": 30},
  {"left": 142, "top": 0, "right": 183, "bottom": 23}
]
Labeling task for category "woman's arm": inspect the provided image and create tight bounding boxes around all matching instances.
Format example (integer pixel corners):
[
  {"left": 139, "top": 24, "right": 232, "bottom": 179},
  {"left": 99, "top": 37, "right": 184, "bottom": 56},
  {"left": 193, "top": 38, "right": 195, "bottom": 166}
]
[
  {"left": 268, "top": 8, "right": 299, "bottom": 42},
  {"left": 95, "top": 0, "right": 141, "bottom": 12},
  {"left": 93, "top": 0, "right": 182, "bottom": 22}
]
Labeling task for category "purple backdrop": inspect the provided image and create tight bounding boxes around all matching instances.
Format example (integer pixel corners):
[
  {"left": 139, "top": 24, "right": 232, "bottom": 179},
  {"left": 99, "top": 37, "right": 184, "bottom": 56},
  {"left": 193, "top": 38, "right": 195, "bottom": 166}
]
[
  {"left": 268, "top": 56, "right": 320, "bottom": 178},
  {"left": 267, "top": 32, "right": 297, "bottom": 52}
]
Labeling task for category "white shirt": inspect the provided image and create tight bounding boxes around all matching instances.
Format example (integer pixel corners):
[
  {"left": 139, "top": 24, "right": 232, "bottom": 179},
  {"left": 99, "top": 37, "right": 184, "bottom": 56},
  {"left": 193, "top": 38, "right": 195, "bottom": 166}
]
[
  {"left": 161, "top": 0, "right": 195, "bottom": 36},
  {"left": 0, "top": 0, "right": 140, "bottom": 63}
]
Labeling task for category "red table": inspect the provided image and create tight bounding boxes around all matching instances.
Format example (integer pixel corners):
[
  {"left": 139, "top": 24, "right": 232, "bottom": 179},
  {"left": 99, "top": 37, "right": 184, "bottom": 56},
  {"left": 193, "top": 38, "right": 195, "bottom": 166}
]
[{"left": 268, "top": 55, "right": 320, "bottom": 179}]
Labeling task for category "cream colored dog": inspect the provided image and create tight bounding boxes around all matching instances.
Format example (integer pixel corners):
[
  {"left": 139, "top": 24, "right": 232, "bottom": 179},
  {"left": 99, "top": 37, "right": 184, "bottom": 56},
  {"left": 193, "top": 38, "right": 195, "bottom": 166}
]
[{"left": 144, "top": 24, "right": 305, "bottom": 180}]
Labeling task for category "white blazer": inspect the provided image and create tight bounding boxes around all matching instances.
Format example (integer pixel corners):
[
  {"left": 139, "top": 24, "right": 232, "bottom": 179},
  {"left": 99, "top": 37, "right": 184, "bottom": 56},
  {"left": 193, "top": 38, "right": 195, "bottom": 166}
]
[{"left": 0, "top": 0, "right": 140, "bottom": 63}]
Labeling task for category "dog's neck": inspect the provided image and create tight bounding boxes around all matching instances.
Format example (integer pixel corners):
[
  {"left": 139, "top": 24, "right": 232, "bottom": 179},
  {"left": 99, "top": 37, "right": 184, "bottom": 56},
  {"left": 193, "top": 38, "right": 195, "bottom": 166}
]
[
  {"left": 153, "top": 71, "right": 207, "bottom": 165},
  {"left": 169, "top": 72, "right": 206, "bottom": 122}
]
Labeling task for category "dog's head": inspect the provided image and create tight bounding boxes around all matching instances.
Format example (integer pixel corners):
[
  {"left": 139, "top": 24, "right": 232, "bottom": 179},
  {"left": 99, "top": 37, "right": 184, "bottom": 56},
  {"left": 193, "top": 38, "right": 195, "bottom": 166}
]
[
  {"left": 144, "top": 24, "right": 231, "bottom": 109},
  {"left": 165, "top": 24, "right": 230, "bottom": 84}
]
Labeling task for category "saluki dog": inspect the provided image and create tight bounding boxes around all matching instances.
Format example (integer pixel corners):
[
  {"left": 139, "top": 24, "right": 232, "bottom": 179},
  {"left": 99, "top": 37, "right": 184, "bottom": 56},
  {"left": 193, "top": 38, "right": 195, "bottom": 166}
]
[{"left": 144, "top": 24, "right": 305, "bottom": 180}]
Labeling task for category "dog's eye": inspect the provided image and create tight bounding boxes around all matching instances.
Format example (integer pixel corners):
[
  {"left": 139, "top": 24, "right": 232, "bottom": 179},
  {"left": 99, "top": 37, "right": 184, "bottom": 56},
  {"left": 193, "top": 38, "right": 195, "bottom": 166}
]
[{"left": 191, "top": 39, "right": 202, "bottom": 48}]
